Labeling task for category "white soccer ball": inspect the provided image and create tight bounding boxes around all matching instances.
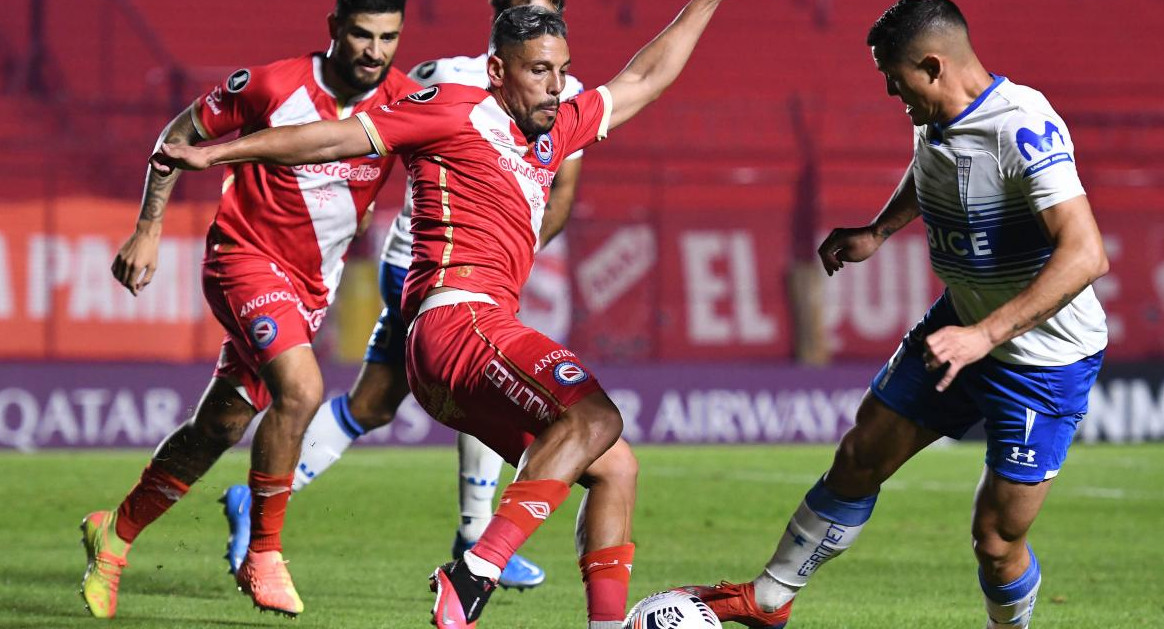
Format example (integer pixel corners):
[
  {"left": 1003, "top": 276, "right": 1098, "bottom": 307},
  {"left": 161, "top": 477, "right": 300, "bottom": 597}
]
[{"left": 622, "top": 590, "right": 722, "bottom": 629}]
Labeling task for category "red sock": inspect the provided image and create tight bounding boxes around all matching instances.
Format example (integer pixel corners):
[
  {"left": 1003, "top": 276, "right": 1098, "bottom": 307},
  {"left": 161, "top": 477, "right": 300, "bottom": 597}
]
[
  {"left": 248, "top": 470, "right": 294, "bottom": 553},
  {"left": 469, "top": 479, "right": 571, "bottom": 572},
  {"left": 580, "top": 543, "right": 635, "bottom": 622},
  {"left": 114, "top": 463, "right": 190, "bottom": 543}
]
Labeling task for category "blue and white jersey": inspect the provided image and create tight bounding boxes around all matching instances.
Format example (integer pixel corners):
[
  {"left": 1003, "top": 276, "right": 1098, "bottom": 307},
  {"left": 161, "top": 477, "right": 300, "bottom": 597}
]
[
  {"left": 912, "top": 75, "right": 1107, "bottom": 366},
  {"left": 381, "top": 54, "right": 585, "bottom": 268}
]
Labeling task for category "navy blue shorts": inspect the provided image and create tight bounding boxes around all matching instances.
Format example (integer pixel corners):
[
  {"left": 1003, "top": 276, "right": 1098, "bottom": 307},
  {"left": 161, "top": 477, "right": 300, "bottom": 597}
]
[
  {"left": 363, "top": 262, "right": 408, "bottom": 366},
  {"left": 871, "top": 293, "right": 1104, "bottom": 483}
]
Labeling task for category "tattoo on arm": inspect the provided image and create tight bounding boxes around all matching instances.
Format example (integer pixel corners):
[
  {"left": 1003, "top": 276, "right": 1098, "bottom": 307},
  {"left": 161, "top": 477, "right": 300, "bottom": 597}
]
[{"left": 1010, "top": 292, "right": 1076, "bottom": 337}]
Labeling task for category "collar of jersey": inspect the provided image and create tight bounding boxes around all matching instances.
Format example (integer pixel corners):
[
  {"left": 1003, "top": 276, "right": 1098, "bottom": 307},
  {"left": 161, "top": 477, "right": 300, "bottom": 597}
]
[
  {"left": 311, "top": 53, "right": 378, "bottom": 106},
  {"left": 929, "top": 73, "right": 1006, "bottom": 142}
]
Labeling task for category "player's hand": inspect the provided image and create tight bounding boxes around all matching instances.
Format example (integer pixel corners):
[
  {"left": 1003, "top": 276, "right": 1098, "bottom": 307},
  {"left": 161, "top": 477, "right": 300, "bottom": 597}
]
[
  {"left": 111, "top": 225, "right": 162, "bottom": 296},
  {"left": 817, "top": 226, "right": 882, "bottom": 276},
  {"left": 151, "top": 143, "right": 212, "bottom": 173},
  {"left": 923, "top": 324, "right": 993, "bottom": 392}
]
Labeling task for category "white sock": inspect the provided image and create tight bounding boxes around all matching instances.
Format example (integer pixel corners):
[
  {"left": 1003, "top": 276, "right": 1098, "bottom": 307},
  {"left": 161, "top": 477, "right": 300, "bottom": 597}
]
[
  {"left": 292, "top": 395, "right": 362, "bottom": 492},
  {"left": 588, "top": 622, "right": 622, "bottom": 629},
  {"left": 984, "top": 577, "right": 1041, "bottom": 629},
  {"left": 463, "top": 549, "right": 502, "bottom": 581},
  {"left": 753, "top": 499, "right": 867, "bottom": 610},
  {"left": 457, "top": 433, "right": 504, "bottom": 541}
]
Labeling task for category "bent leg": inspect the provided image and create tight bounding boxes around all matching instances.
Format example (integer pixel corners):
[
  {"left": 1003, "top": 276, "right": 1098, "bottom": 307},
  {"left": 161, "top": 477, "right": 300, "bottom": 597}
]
[
  {"left": 973, "top": 469, "right": 1053, "bottom": 628},
  {"left": 753, "top": 392, "right": 941, "bottom": 610},
  {"left": 575, "top": 437, "right": 639, "bottom": 626},
  {"left": 118, "top": 377, "right": 257, "bottom": 543}
]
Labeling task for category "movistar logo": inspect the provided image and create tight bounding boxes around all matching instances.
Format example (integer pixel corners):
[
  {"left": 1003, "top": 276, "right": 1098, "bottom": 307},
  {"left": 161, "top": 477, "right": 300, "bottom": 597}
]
[{"left": 1016, "top": 121, "right": 1064, "bottom": 160}]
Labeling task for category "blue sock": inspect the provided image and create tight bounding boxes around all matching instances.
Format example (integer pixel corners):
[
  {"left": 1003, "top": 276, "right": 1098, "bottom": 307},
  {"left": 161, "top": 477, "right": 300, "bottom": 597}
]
[
  {"left": 980, "top": 545, "right": 1040, "bottom": 604},
  {"left": 804, "top": 477, "right": 878, "bottom": 525},
  {"left": 332, "top": 394, "right": 366, "bottom": 440}
]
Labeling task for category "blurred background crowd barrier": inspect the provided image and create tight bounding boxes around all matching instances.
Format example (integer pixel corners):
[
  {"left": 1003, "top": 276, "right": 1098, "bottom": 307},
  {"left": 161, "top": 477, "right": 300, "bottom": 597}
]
[{"left": 2, "top": 0, "right": 1162, "bottom": 448}]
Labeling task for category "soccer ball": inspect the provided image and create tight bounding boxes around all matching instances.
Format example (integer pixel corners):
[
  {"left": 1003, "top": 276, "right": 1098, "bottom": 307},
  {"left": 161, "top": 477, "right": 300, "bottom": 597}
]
[{"left": 622, "top": 590, "right": 722, "bottom": 629}]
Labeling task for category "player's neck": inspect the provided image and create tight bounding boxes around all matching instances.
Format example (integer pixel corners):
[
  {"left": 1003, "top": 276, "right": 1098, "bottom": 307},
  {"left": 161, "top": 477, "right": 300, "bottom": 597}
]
[
  {"left": 938, "top": 63, "right": 994, "bottom": 124},
  {"left": 488, "top": 89, "right": 540, "bottom": 144}
]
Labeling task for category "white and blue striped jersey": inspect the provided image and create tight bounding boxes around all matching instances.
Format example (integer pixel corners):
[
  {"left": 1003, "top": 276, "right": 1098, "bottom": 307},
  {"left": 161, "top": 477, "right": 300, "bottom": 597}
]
[
  {"left": 911, "top": 75, "right": 1107, "bottom": 366},
  {"left": 381, "top": 54, "right": 585, "bottom": 268}
]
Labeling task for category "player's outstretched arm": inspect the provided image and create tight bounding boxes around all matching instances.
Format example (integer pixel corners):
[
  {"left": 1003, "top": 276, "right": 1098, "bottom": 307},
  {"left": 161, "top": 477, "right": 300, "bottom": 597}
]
[
  {"left": 817, "top": 168, "right": 921, "bottom": 276},
  {"left": 112, "top": 103, "right": 203, "bottom": 296},
  {"left": 151, "top": 117, "right": 374, "bottom": 173},
  {"left": 924, "top": 195, "right": 1108, "bottom": 391},
  {"left": 603, "top": 0, "right": 722, "bottom": 131}
]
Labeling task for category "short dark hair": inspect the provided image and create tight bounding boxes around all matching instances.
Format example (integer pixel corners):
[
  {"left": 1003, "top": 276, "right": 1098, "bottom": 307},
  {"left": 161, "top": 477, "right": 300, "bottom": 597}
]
[
  {"left": 490, "top": 0, "right": 566, "bottom": 22},
  {"left": 867, "top": 0, "right": 968, "bottom": 65},
  {"left": 334, "top": 0, "right": 406, "bottom": 22},
  {"left": 490, "top": 5, "right": 568, "bottom": 56}
]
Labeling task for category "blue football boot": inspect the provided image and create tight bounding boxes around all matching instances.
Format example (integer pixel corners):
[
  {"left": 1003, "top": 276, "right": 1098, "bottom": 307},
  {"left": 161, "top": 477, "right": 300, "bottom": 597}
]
[
  {"left": 218, "top": 485, "right": 251, "bottom": 575},
  {"left": 452, "top": 531, "right": 546, "bottom": 590}
]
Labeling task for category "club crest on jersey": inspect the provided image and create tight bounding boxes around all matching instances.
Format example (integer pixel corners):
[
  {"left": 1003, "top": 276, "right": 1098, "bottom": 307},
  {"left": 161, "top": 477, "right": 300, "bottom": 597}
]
[
  {"left": 226, "top": 69, "right": 251, "bottom": 93},
  {"left": 250, "top": 316, "right": 278, "bottom": 349},
  {"left": 553, "top": 361, "right": 588, "bottom": 386},
  {"left": 534, "top": 133, "right": 554, "bottom": 165},
  {"left": 407, "top": 86, "right": 439, "bottom": 103}
]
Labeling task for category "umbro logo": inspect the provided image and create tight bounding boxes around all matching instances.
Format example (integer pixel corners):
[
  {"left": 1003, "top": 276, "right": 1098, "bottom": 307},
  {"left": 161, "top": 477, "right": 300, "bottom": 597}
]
[{"left": 520, "top": 501, "right": 552, "bottom": 520}]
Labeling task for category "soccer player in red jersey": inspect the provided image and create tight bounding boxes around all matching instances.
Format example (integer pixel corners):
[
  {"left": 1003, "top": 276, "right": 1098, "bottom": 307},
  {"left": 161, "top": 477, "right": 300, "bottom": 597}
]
[
  {"left": 153, "top": 2, "right": 726, "bottom": 626},
  {"left": 81, "top": 0, "right": 417, "bottom": 619}
]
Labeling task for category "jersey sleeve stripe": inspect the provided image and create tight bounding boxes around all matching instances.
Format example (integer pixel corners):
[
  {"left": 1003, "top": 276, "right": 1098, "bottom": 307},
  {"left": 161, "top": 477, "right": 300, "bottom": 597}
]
[
  {"left": 189, "top": 106, "right": 214, "bottom": 141},
  {"left": 355, "top": 111, "right": 388, "bottom": 156},
  {"left": 596, "top": 86, "right": 613, "bottom": 141}
]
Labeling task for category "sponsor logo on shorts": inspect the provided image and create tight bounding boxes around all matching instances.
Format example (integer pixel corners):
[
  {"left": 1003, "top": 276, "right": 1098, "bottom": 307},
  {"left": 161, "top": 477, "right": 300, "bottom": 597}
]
[
  {"left": 1008, "top": 447, "right": 1038, "bottom": 468},
  {"left": 250, "top": 316, "right": 278, "bottom": 349},
  {"left": 239, "top": 290, "right": 297, "bottom": 317},
  {"left": 532, "top": 349, "right": 577, "bottom": 375},
  {"left": 553, "top": 361, "right": 588, "bottom": 386},
  {"left": 484, "top": 359, "right": 552, "bottom": 421},
  {"left": 534, "top": 133, "right": 554, "bottom": 165},
  {"left": 292, "top": 162, "right": 383, "bottom": 182}
]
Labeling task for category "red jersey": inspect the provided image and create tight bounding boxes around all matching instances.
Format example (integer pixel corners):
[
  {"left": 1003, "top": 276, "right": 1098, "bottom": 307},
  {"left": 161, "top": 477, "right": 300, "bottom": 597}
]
[
  {"left": 193, "top": 54, "right": 420, "bottom": 310},
  {"left": 355, "top": 83, "right": 612, "bottom": 321}
]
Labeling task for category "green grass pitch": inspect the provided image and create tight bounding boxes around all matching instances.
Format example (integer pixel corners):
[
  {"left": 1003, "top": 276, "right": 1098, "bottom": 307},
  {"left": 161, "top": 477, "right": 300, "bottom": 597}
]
[{"left": 1, "top": 443, "right": 1161, "bottom": 627}]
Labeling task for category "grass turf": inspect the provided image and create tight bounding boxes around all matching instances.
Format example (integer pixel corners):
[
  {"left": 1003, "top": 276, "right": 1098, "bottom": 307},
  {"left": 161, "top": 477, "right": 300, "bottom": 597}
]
[{"left": 1, "top": 443, "right": 1161, "bottom": 628}]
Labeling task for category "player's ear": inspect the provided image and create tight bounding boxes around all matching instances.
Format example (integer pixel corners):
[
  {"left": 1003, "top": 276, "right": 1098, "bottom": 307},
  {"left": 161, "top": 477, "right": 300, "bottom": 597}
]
[
  {"left": 327, "top": 12, "right": 341, "bottom": 42},
  {"left": 486, "top": 54, "right": 505, "bottom": 88},
  {"left": 920, "top": 54, "right": 942, "bottom": 82}
]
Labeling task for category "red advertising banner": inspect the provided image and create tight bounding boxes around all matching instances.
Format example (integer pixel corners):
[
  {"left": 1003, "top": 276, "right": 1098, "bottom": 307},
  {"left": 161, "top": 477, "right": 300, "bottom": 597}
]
[{"left": 1, "top": 198, "right": 223, "bottom": 361}]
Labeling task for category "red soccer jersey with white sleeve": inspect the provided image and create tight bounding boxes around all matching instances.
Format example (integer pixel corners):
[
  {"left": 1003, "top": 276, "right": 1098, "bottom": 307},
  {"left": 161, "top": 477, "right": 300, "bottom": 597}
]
[
  {"left": 355, "top": 83, "right": 612, "bottom": 321},
  {"left": 193, "top": 54, "right": 419, "bottom": 310}
]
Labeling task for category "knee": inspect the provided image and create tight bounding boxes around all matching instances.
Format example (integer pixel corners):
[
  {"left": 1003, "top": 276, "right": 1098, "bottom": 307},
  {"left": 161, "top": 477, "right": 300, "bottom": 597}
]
[
  {"left": 586, "top": 405, "right": 624, "bottom": 452},
  {"left": 271, "top": 377, "right": 324, "bottom": 421},
  {"left": 972, "top": 523, "right": 1025, "bottom": 568},
  {"left": 580, "top": 440, "right": 639, "bottom": 490}
]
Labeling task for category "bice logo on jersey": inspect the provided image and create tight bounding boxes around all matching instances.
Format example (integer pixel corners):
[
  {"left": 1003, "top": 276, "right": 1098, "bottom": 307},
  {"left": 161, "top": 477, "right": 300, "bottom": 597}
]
[
  {"left": 249, "top": 316, "right": 279, "bottom": 349},
  {"left": 553, "top": 361, "right": 588, "bottom": 386},
  {"left": 534, "top": 133, "right": 554, "bottom": 165}
]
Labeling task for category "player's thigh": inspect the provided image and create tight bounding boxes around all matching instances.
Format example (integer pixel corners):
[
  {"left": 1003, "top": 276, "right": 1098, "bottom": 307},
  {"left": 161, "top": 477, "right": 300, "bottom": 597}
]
[
  {"left": 406, "top": 302, "right": 603, "bottom": 466},
  {"left": 204, "top": 254, "right": 321, "bottom": 410},
  {"left": 972, "top": 467, "right": 1054, "bottom": 546}
]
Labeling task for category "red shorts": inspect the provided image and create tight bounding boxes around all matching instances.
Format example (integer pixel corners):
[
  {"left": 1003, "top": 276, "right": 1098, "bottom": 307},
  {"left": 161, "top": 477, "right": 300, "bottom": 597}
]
[
  {"left": 405, "top": 300, "right": 603, "bottom": 465},
  {"left": 203, "top": 253, "right": 326, "bottom": 410}
]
